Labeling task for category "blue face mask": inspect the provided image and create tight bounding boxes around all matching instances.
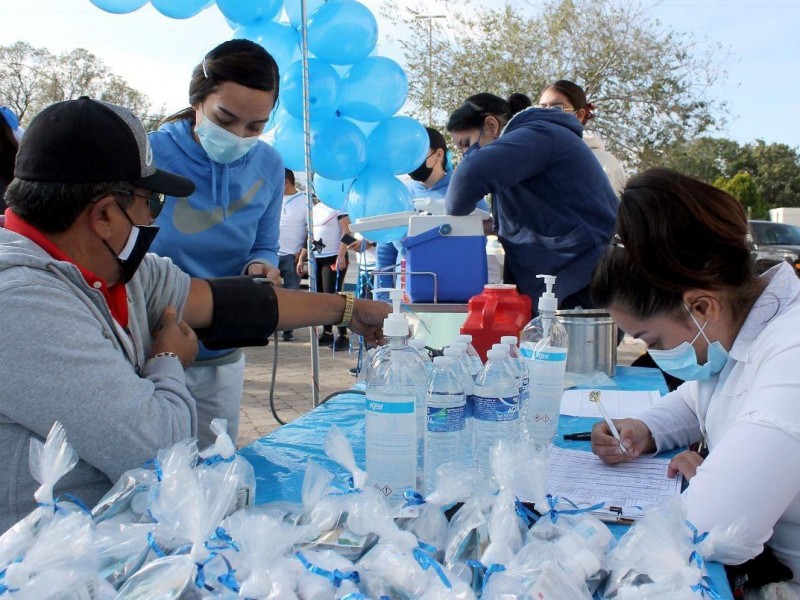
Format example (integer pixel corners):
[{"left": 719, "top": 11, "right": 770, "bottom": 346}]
[
  {"left": 648, "top": 307, "right": 729, "bottom": 381},
  {"left": 462, "top": 126, "right": 484, "bottom": 158},
  {"left": 195, "top": 115, "right": 258, "bottom": 164}
]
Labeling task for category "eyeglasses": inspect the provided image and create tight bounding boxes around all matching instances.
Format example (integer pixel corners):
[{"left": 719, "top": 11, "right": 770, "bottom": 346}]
[
  {"left": 534, "top": 103, "right": 575, "bottom": 113},
  {"left": 115, "top": 189, "right": 165, "bottom": 219}
]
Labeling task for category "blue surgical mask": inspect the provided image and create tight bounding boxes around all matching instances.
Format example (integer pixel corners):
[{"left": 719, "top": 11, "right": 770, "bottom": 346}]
[
  {"left": 195, "top": 115, "right": 258, "bottom": 164},
  {"left": 648, "top": 307, "right": 729, "bottom": 381},
  {"left": 462, "top": 126, "right": 484, "bottom": 157}
]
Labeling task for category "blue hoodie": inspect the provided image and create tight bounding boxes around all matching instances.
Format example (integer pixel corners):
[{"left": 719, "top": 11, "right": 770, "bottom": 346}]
[
  {"left": 149, "top": 118, "right": 284, "bottom": 359},
  {"left": 446, "top": 107, "right": 618, "bottom": 306}
]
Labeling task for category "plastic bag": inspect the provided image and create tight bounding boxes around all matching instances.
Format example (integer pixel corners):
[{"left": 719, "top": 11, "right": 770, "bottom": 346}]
[
  {"left": 323, "top": 425, "right": 367, "bottom": 491},
  {"left": 0, "top": 422, "right": 81, "bottom": 570},
  {"left": 198, "top": 418, "right": 256, "bottom": 515},
  {"left": 91, "top": 468, "right": 159, "bottom": 525},
  {"left": 442, "top": 497, "right": 491, "bottom": 569},
  {"left": 93, "top": 522, "right": 155, "bottom": 589},
  {"left": 295, "top": 548, "right": 360, "bottom": 599}
]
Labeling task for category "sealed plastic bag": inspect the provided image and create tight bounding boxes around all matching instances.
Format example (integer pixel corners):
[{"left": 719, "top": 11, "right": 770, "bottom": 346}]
[
  {"left": 198, "top": 418, "right": 256, "bottom": 515},
  {"left": 295, "top": 548, "right": 360, "bottom": 599}
]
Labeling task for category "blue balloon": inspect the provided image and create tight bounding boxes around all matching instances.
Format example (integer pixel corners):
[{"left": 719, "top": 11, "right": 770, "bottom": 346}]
[
  {"left": 310, "top": 117, "right": 367, "bottom": 180},
  {"left": 271, "top": 115, "right": 306, "bottom": 171},
  {"left": 88, "top": 0, "right": 147, "bottom": 13},
  {"left": 234, "top": 21, "right": 300, "bottom": 74},
  {"left": 150, "top": 0, "right": 208, "bottom": 19},
  {"left": 346, "top": 167, "right": 413, "bottom": 243},
  {"left": 281, "top": 59, "right": 341, "bottom": 121},
  {"left": 313, "top": 175, "right": 354, "bottom": 211},
  {"left": 217, "top": 0, "right": 281, "bottom": 26},
  {"left": 366, "top": 116, "right": 429, "bottom": 175},
  {"left": 338, "top": 57, "right": 408, "bottom": 122},
  {"left": 284, "top": 0, "right": 324, "bottom": 29},
  {"left": 307, "top": 0, "right": 378, "bottom": 65}
]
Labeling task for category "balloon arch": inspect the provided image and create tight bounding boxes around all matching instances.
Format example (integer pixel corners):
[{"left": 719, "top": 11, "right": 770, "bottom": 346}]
[{"left": 89, "top": 0, "right": 429, "bottom": 404}]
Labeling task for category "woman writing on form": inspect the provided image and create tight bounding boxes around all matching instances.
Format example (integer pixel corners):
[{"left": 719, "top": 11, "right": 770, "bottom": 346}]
[{"left": 590, "top": 169, "right": 800, "bottom": 594}]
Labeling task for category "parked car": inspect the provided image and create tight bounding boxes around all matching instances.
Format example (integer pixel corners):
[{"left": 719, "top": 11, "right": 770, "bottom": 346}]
[{"left": 749, "top": 220, "right": 800, "bottom": 275}]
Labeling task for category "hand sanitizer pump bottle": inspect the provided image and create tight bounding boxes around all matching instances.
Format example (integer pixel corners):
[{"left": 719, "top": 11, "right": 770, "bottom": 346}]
[
  {"left": 520, "top": 275, "right": 569, "bottom": 445},
  {"left": 365, "top": 289, "right": 427, "bottom": 504}
]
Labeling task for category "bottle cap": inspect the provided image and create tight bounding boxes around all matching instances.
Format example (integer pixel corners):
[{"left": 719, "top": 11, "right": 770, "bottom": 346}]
[
  {"left": 537, "top": 274, "right": 558, "bottom": 313},
  {"left": 451, "top": 341, "right": 467, "bottom": 351},
  {"left": 500, "top": 335, "right": 517, "bottom": 346},
  {"left": 491, "top": 343, "right": 509, "bottom": 355},
  {"left": 433, "top": 356, "right": 454, "bottom": 368},
  {"left": 409, "top": 339, "right": 427, "bottom": 350},
  {"left": 443, "top": 346, "right": 463, "bottom": 358},
  {"left": 455, "top": 334, "right": 473, "bottom": 344},
  {"left": 486, "top": 348, "right": 505, "bottom": 360}
]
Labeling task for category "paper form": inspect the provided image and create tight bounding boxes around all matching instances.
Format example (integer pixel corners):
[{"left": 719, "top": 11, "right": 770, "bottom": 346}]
[
  {"left": 560, "top": 389, "right": 661, "bottom": 419},
  {"left": 545, "top": 446, "right": 683, "bottom": 520}
]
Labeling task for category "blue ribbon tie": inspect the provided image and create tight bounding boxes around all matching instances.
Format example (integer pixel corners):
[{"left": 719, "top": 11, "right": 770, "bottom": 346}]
[
  {"left": 413, "top": 542, "right": 451, "bottom": 589},
  {"left": 514, "top": 498, "right": 540, "bottom": 526},
  {"left": 205, "top": 527, "right": 240, "bottom": 552},
  {"left": 685, "top": 520, "right": 710, "bottom": 545},
  {"left": 403, "top": 490, "right": 426, "bottom": 507},
  {"left": 545, "top": 494, "right": 605, "bottom": 523},
  {"left": 295, "top": 551, "right": 360, "bottom": 589},
  {"left": 142, "top": 457, "right": 164, "bottom": 481},
  {"left": 467, "top": 559, "right": 506, "bottom": 594},
  {"left": 691, "top": 575, "right": 722, "bottom": 598}
]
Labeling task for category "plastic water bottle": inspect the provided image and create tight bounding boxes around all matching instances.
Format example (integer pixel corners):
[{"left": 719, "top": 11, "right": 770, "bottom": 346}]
[
  {"left": 409, "top": 338, "right": 434, "bottom": 379},
  {"left": 444, "top": 345, "right": 475, "bottom": 468},
  {"left": 424, "top": 356, "right": 466, "bottom": 495},
  {"left": 366, "top": 289, "right": 427, "bottom": 504},
  {"left": 454, "top": 334, "right": 483, "bottom": 378},
  {"left": 520, "top": 275, "right": 569, "bottom": 445},
  {"left": 501, "top": 335, "right": 530, "bottom": 439},
  {"left": 472, "top": 347, "right": 520, "bottom": 476}
]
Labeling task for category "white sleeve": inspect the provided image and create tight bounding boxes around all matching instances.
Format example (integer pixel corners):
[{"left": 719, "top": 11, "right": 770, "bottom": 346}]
[
  {"left": 683, "top": 420, "right": 800, "bottom": 564},
  {"left": 639, "top": 384, "right": 703, "bottom": 451}
]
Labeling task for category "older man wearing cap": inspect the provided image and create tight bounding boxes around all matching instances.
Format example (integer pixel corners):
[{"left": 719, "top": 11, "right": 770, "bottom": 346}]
[{"left": 0, "top": 97, "right": 388, "bottom": 532}]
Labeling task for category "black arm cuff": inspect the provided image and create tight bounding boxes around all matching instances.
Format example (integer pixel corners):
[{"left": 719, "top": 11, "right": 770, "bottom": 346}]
[{"left": 198, "top": 276, "right": 279, "bottom": 350}]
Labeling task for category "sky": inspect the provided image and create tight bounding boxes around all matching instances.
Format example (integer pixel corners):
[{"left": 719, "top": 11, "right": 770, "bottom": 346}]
[{"left": 1, "top": 0, "right": 799, "bottom": 148}]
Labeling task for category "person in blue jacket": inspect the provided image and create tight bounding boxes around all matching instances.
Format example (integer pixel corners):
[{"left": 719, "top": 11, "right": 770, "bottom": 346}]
[
  {"left": 445, "top": 93, "right": 618, "bottom": 312},
  {"left": 149, "top": 39, "right": 284, "bottom": 447}
]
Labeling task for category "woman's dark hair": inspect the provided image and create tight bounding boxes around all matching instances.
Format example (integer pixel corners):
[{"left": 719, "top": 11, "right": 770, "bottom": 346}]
[
  {"left": 507, "top": 93, "right": 532, "bottom": 116},
  {"left": 446, "top": 93, "right": 511, "bottom": 132},
  {"left": 165, "top": 39, "right": 280, "bottom": 124},
  {"left": 545, "top": 80, "right": 594, "bottom": 122},
  {"left": 591, "top": 169, "right": 760, "bottom": 320}
]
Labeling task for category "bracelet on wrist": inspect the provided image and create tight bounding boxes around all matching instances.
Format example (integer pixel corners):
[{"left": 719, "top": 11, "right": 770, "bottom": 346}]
[
  {"left": 337, "top": 292, "right": 355, "bottom": 327},
  {"left": 153, "top": 351, "right": 181, "bottom": 361}
]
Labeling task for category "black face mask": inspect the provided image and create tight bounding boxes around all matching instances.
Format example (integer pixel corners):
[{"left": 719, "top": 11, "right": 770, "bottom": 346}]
[
  {"left": 105, "top": 203, "right": 159, "bottom": 284},
  {"left": 409, "top": 151, "right": 436, "bottom": 182}
]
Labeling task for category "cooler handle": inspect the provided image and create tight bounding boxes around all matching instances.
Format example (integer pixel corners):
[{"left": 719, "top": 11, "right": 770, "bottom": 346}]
[{"left": 402, "top": 224, "right": 452, "bottom": 250}]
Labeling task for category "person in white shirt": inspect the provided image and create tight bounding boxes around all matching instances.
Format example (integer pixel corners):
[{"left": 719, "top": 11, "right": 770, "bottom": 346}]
[
  {"left": 278, "top": 169, "right": 308, "bottom": 341},
  {"left": 590, "top": 169, "right": 800, "bottom": 596},
  {"left": 298, "top": 201, "right": 353, "bottom": 350},
  {"left": 538, "top": 80, "right": 626, "bottom": 196}
]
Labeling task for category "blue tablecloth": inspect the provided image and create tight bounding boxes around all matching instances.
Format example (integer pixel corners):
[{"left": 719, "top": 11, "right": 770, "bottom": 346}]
[{"left": 240, "top": 365, "right": 732, "bottom": 599}]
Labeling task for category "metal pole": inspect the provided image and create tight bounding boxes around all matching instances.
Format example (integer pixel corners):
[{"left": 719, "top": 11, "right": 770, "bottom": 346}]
[
  {"left": 414, "top": 15, "right": 445, "bottom": 124},
  {"left": 300, "top": 0, "right": 321, "bottom": 407}
]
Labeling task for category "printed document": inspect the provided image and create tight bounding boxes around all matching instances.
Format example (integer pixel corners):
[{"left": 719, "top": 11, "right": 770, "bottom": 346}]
[
  {"left": 546, "top": 446, "right": 683, "bottom": 521},
  {"left": 560, "top": 389, "right": 661, "bottom": 419}
]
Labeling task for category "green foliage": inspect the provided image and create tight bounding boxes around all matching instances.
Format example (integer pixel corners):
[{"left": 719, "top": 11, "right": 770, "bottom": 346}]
[
  {"left": 0, "top": 41, "right": 164, "bottom": 129},
  {"left": 664, "top": 137, "right": 800, "bottom": 209},
  {"left": 713, "top": 171, "right": 769, "bottom": 219},
  {"left": 384, "top": 0, "right": 728, "bottom": 170}
]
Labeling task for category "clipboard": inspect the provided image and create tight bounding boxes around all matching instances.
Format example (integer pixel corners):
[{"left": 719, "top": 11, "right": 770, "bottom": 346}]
[{"left": 542, "top": 447, "right": 683, "bottom": 523}]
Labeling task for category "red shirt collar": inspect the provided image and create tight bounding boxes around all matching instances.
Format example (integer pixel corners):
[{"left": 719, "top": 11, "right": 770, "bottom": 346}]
[{"left": 4, "top": 209, "right": 129, "bottom": 327}]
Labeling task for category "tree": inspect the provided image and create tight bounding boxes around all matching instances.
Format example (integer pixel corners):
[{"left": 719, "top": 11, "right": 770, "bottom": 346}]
[
  {"left": 0, "top": 41, "right": 163, "bottom": 129},
  {"left": 663, "top": 137, "right": 800, "bottom": 209},
  {"left": 384, "top": 0, "right": 728, "bottom": 170},
  {"left": 713, "top": 172, "right": 768, "bottom": 219}
]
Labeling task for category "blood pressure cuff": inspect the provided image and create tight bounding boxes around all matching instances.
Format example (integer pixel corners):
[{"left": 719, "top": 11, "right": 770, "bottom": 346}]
[{"left": 198, "top": 276, "right": 279, "bottom": 350}]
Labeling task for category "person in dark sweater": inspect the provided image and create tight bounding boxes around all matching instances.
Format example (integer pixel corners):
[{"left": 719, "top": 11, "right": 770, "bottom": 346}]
[{"left": 445, "top": 93, "right": 619, "bottom": 312}]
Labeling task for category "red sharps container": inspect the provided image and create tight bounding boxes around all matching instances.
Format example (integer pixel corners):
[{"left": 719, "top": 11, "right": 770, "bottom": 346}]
[{"left": 460, "top": 284, "right": 532, "bottom": 361}]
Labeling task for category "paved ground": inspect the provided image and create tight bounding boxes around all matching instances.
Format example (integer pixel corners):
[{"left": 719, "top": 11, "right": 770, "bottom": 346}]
[{"left": 236, "top": 325, "right": 648, "bottom": 448}]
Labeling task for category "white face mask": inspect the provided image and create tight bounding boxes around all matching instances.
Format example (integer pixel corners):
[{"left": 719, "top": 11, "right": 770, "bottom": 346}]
[{"left": 195, "top": 115, "right": 258, "bottom": 164}]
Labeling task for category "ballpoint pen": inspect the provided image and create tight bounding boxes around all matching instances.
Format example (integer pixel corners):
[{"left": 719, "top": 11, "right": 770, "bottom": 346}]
[{"left": 589, "top": 390, "right": 628, "bottom": 454}]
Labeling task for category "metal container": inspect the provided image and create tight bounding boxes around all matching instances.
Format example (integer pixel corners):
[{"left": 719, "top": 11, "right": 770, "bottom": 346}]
[{"left": 556, "top": 309, "right": 618, "bottom": 377}]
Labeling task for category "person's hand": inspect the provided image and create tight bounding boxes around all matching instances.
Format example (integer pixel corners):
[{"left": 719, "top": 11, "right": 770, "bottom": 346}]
[
  {"left": 247, "top": 262, "right": 281, "bottom": 286},
  {"left": 335, "top": 250, "right": 348, "bottom": 272},
  {"left": 347, "top": 298, "right": 390, "bottom": 347},
  {"left": 151, "top": 305, "right": 198, "bottom": 369},
  {"left": 668, "top": 450, "right": 704, "bottom": 481},
  {"left": 591, "top": 418, "right": 655, "bottom": 465}
]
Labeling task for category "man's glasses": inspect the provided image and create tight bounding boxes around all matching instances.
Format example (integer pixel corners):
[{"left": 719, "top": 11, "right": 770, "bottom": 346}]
[{"left": 115, "top": 189, "right": 165, "bottom": 219}]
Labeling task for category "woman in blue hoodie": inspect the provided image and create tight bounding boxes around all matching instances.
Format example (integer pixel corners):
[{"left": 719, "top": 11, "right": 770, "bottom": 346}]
[
  {"left": 149, "top": 39, "right": 284, "bottom": 447},
  {"left": 445, "top": 93, "right": 618, "bottom": 313}
]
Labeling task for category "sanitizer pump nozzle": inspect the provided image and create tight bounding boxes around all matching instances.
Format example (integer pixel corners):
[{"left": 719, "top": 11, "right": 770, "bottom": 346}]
[
  {"left": 537, "top": 274, "right": 558, "bottom": 314},
  {"left": 382, "top": 288, "right": 410, "bottom": 338}
]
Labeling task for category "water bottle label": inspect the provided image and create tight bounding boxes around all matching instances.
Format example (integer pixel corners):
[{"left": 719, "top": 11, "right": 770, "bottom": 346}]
[
  {"left": 366, "top": 400, "right": 415, "bottom": 414},
  {"left": 473, "top": 395, "right": 519, "bottom": 422},
  {"left": 465, "top": 394, "right": 474, "bottom": 419},
  {"left": 533, "top": 348, "right": 567, "bottom": 361},
  {"left": 427, "top": 405, "right": 466, "bottom": 433}
]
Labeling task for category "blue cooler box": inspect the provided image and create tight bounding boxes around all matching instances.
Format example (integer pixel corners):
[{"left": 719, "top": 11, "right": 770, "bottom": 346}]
[{"left": 402, "top": 214, "right": 488, "bottom": 303}]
